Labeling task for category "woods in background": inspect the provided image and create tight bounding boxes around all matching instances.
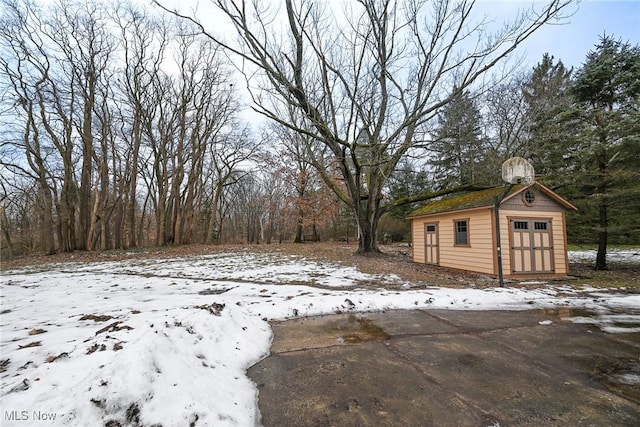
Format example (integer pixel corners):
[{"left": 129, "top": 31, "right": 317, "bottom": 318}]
[{"left": 1, "top": 0, "right": 637, "bottom": 267}]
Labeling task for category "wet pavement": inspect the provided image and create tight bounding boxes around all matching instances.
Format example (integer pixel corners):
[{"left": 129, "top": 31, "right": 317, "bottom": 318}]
[{"left": 248, "top": 309, "right": 640, "bottom": 426}]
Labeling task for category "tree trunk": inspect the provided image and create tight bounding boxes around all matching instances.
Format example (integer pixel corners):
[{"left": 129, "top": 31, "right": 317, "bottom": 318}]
[
  {"left": 169, "top": 134, "right": 185, "bottom": 244},
  {"left": 27, "top": 110, "right": 57, "bottom": 255},
  {"left": 354, "top": 198, "right": 381, "bottom": 254},
  {"left": 39, "top": 184, "right": 56, "bottom": 256},
  {"left": 1, "top": 204, "right": 14, "bottom": 259},
  {"left": 206, "top": 182, "right": 224, "bottom": 243},
  {"left": 592, "top": 107, "right": 609, "bottom": 271},
  {"left": 138, "top": 192, "right": 151, "bottom": 247},
  {"left": 294, "top": 209, "right": 304, "bottom": 243},
  {"left": 87, "top": 190, "right": 100, "bottom": 251},
  {"left": 179, "top": 155, "right": 203, "bottom": 245},
  {"left": 113, "top": 196, "right": 124, "bottom": 249},
  {"left": 356, "top": 220, "right": 379, "bottom": 253},
  {"left": 595, "top": 147, "right": 608, "bottom": 270},
  {"left": 126, "top": 116, "right": 142, "bottom": 248},
  {"left": 78, "top": 71, "right": 96, "bottom": 251},
  {"left": 98, "top": 145, "right": 112, "bottom": 251},
  {"left": 58, "top": 179, "right": 74, "bottom": 253}
]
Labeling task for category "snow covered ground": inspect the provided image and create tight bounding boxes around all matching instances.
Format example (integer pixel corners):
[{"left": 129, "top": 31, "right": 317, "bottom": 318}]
[
  {"left": 1, "top": 249, "right": 639, "bottom": 426},
  {"left": 568, "top": 248, "right": 640, "bottom": 264}
]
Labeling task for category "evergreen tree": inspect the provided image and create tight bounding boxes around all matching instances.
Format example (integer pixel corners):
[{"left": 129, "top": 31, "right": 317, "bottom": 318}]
[
  {"left": 571, "top": 36, "right": 640, "bottom": 269},
  {"left": 430, "top": 89, "right": 487, "bottom": 189},
  {"left": 387, "top": 159, "right": 433, "bottom": 219},
  {"left": 522, "top": 53, "right": 576, "bottom": 187}
]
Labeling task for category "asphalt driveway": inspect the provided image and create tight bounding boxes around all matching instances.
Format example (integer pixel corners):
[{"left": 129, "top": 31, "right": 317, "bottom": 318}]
[{"left": 248, "top": 309, "right": 640, "bottom": 426}]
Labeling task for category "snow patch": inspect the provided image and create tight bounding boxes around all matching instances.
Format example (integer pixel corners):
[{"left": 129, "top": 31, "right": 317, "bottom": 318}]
[{"left": 568, "top": 249, "right": 640, "bottom": 264}]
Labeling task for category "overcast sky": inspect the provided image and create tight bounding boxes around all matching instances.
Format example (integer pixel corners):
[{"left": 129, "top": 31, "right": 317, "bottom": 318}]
[
  {"left": 156, "top": 0, "right": 639, "bottom": 125},
  {"left": 507, "top": 0, "right": 640, "bottom": 70},
  {"left": 163, "top": 0, "right": 639, "bottom": 70}
]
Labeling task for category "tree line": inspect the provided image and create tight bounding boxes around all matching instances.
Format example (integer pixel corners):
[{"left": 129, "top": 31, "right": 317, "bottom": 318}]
[
  {"left": 0, "top": 0, "right": 318, "bottom": 256},
  {"left": 1, "top": 0, "right": 637, "bottom": 271}
]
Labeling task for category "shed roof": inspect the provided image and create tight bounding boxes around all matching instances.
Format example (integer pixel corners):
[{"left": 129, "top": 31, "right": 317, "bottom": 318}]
[{"left": 407, "top": 182, "right": 577, "bottom": 218}]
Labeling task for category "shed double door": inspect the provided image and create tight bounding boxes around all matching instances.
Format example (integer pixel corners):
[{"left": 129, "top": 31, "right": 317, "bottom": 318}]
[{"left": 510, "top": 219, "right": 554, "bottom": 274}]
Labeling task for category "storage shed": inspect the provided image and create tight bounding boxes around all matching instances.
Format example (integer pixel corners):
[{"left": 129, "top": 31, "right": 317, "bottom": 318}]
[{"left": 407, "top": 182, "right": 577, "bottom": 278}]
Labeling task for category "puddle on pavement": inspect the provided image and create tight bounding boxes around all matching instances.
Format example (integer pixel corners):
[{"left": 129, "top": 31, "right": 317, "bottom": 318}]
[
  {"left": 269, "top": 313, "right": 392, "bottom": 353},
  {"left": 591, "top": 357, "right": 640, "bottom": 404},
  {"left": 541, "top": 307, "right": 640, "bottom": 402},
  {"left": 541, "top": 307, "right": 640, "bottom": 333},
  {"left": 335, "top": 315, "right": 391, "bottom": 344}
]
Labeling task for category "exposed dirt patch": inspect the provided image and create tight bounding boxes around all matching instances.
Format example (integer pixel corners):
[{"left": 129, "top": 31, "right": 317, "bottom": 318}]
[
  {"left": 87, "top": 343, "right": 107, "bottom": 355},
  {"left": 95, "top": 322, "right": 133, "bottom": 336},
  {"left": 18, "top": 341, "right": 41, "bottom": 349},
  {"left": 195, "top": 302, "right": 225, "bottom": 316},
  {"left": 45, "top": 352, "right": 69, "bottom": 363},
  {"left": 0, "top": 244, "right": 231, "bottom": 271},
  {"left": 567, "top": 262, "right": 640, "bottom": 289},
  {"left": 80, "top": 314, "right": 113, "bottom": 322}
]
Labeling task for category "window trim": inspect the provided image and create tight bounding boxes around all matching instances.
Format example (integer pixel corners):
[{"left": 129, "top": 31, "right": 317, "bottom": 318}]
[{"left": 453, "top": 218, "right": 470, "bottom": 247}]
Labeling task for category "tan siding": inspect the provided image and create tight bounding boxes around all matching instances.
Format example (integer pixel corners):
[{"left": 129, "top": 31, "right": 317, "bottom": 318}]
[
  {"left": 561, "top": 211, "right": 570, "bottom": 274},
  {"left": 499, "top": 212, "right": 512, "bottom": 274},
  {"left": 552, "top": 213, "right": 569, "bottom": 275},
  {"left": 502, "top": 191, "right": 566, "bottom": 212},
  {"left": 434, "top": 209, "right": 496, "bottom": 275},
  {"left": 411, "top": 220, "right": 425, "bottom": 263}
]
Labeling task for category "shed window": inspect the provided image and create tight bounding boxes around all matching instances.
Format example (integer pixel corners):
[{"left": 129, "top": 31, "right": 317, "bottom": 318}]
[
  {"left": 534, "top": 221, "right": 548, "bottom": 230},
  {"left": 523, "top": 189, "right": 536, "bottom": 206},
  {"left": 514, "top": 221, "right": 528, "bottom": 230},
  {"left": 454, "top": 220, "right": 469, "bottom": 246},
  {"left": 426, "top": 224, "right": 436, "bottom": 232}
]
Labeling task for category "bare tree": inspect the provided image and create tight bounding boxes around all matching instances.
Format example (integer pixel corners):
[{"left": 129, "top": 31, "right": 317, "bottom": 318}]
[
  {"left": 51, "top": 1, "right": 116, "bottom": 251},
  {"left": 158, "top": 0, "right": 573, "bottom": 253},
  {"left": 257, "top": 163, "right": 293, "bottom": 244},
  {"left": 114, "top": 5, "right": 169, "bottom": 248},
  {"left": 88, "top": 73, "right": 117, "bottom": 251},
  {"left": 204, "top": 125, "right": 257, "bottom": 244},
  {"left": 218, "top": 173, "right": 264, "bottom": 244},
  {"left": 169, "top": 33, "right": 239, "bottom": 245},
  {"left": 1, "top": 0, "right": 59, "bottom": 254},
  {"left": 262, "top": 119, "right": 318, "bottom": 243},
  {"left": 1, "top": 0, "right": 118, "bottom": 253}
]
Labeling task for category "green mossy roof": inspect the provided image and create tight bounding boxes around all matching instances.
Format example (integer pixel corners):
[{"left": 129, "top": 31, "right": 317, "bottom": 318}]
[{"left": 408, "top": 184, "right": 525, "bottom": 218}]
